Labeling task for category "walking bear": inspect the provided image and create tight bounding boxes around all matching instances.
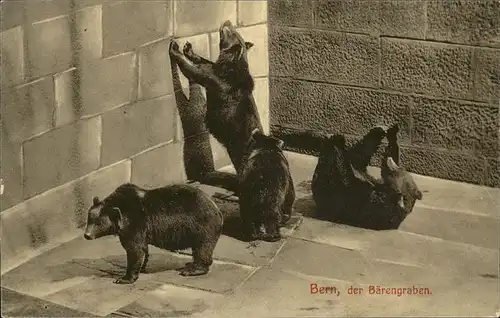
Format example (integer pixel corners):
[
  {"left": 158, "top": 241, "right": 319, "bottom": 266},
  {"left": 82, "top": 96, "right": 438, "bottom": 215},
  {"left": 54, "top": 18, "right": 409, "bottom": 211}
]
[
  {"left": 83, "top": 183, "right": 223, "bottom": 284},
  {"left": 239, "top": 129, "right": 295, "bottom": 242},
  {"left": 312, "top": 124, "right": 423, "bottom": 230},
  {"left": 169, "top": 20, "right": 263, "bottom": 194}
]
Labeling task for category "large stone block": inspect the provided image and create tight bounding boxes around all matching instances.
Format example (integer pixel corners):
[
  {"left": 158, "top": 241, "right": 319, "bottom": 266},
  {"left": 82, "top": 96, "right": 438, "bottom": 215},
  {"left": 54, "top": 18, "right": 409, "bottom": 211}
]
[
  {"left": 80, "top": 52, "right": 135, "bottom": 116},
  {"left": 401, "top": 147, "right": 486, "bottom": 185},
  {"left": 54, "top": 68, "right": 79, "bottom": 127},
  {"left": 102, "top": 1, "right": 172, "bottom": 57},
  {"left": 474, "top": 48, "right": 500, "bottom": 104},
  {"left": 381, "top": 38, "right": 474, "bottom": 99},
  {"left": 23, "top": 116, "right": 102, "bottom": 199},
  {"left": 25, "top": 0, "right": 70, "bottom": 23},
  {"left": 411, "top": 97, "right": 498, "bottom": 157},
  {"left": 0, "top": 129, "right": 23, "bottom": 211},
  {"left": 174, "top": 0, "right": 237, "bottom": 37},
  {"left": 427, "top": 0, "right": 500, "bottom": 47},
  {"left": 270, "top": 27, "right": 379, "bottom": 87},
  {"left": 1, "top": 26, "right": 24, "bottom": 88},
  {"left": 131, "top": 142, "right": 186, "bottom": 188},
  {"left": 101, "top": 95, "right": 176, "bottom": 166},
  {"left": 74, "top": 5, "right": 103, "bottom": 62},
  {"left": 238, "top": 0, "right": 267, "bottom": 26},
  {"left": 26, "top": 16, "right": 73, "bottom": 79},
  {"left": 314, "top": 0, "right": 426, "bottom": 38},
  {"left": 138, "top": 39, "right": 174, "bottom": 100},
  {"left": 1, "top": 160, "right": 131, "bottom": 268},
  {"left": 268, "top": 0, "right": 313, "bottom": 27},
  {"left": 1, "top": 77, "right": 54, "bottom": 143},
  {"left": 269, "top": 78, "right": 411, "bottom": 139},
  {"left": 0, "top": 1, "right": 24, "bottom": 31},
  {"left": 254, "top": 77, "right": 269, "bottom": 134},
  {"left": 485, "top": 159, "right": 499, "bottom": 188}
]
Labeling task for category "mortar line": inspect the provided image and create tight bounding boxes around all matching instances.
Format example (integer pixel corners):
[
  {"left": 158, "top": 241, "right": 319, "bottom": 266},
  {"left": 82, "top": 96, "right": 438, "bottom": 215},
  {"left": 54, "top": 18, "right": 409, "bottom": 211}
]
[{"left": 272, "top": 75, "right": 496, "bottom": 108}]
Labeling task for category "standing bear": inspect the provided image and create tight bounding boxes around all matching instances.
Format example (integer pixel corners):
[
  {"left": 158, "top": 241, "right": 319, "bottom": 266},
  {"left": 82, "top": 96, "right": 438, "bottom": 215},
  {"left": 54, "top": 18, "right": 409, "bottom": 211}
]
[
  {"left": 84, "top": 183, "right": 224, "bottom": 284},
  {"left": 239, "top": 129, "right": 295, "bottom": 242},
  {"left": 169, "top": 20, "right": 263, "bottom": 194}
]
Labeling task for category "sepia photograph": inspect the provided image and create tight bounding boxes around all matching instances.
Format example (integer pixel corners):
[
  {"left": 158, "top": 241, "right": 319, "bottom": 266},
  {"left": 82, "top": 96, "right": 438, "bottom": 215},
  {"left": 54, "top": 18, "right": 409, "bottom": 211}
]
[{"left": 0, "top": 0, "right": 499, "bottom": 317}]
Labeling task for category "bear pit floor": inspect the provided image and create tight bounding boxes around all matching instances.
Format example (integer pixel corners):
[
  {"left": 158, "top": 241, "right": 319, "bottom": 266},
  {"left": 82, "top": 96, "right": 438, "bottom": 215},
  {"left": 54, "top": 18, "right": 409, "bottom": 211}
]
[{"left": 1, "top": 152, "right": 499, "bottom": 317}]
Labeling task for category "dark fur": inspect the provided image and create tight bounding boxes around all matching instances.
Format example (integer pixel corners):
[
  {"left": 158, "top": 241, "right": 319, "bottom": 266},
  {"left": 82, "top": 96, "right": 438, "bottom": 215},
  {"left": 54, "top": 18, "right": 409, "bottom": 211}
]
[
  {"left": 239, "top": 129, "right": 295, "bottom": 242},
  {"left": 169, "top": 20, "right": 263, "bottom": 193},
  {"left": 170, "top": 52, "right": 239, "bottom": 192},
  {"left": 83, "top": 183, "right": 223, "bottom": 284},
  {"left": 312, "top": 124, "right": 423, "bottom": 230}
]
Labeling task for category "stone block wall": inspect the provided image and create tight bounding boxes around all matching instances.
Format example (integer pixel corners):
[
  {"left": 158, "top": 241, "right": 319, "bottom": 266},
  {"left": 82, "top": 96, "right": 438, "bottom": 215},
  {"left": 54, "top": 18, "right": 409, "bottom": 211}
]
[
  {"left": 268, "top": 0, "right": 499, "bottom": 188},
  {"left": 0, "top": 0, "right": 269, "bottom": 272}
]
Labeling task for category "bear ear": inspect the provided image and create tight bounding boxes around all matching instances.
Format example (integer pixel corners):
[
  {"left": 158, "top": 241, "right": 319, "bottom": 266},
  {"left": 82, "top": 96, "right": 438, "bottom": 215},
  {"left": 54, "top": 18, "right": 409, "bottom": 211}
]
[
  {"left": 386, "top": 157, "right": 399, "bottom": 172},
  {"left": 93, "top": 196, "right": 100, "bottom": 206},
  {"left": 111, "top": 207, "right": 124, "bottom": 231},
  {"left": 245, "top": 42, "right": 254, "bottom": 50}
]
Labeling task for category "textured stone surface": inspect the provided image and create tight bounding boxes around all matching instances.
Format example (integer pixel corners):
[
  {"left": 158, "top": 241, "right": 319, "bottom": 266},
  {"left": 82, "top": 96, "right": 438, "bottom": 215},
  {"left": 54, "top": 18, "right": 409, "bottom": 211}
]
[
  {"left": 270, "top": 27, "right": 379, "bottom": 87},
  {"left": 2, "top": 287, "right": 95, "bottom": 317},
  {"left": 315, "top": 0, "right": 426, "bottom": 38},
  {"left": 427, "top": 0, "right": 500, "bottom": 47},
  {"left": 80, "top": 52, "right": 135, "bottom": 116},
  {"left": 114, "top": 284, "right": 221, "bottom": 318},
  {"left": 401, "top": 147, "right": 487, "bottom": 185},
  {"left": 26, "top": 16, "right": 72, "bottom": 79},
  {"left": 22, "top": 116, "right": 102, "bottom": 199},
  {"left": 44, "top": 277, "right": 162, "bottom": 316},
  {"left": 411, "top": 97, "right": 498, "bottom": 157},
  {"left": 131, "top": 142, "right": 186, "bottom": 188},
  {"left": 485, "top": 159, "right": 499, "bottom": 188},
  {"left": 238, "top": 0, "right": 267, "bottom": 26},
  {"left": 25, "top": 0, "right": 70, "bottom": 23},
  {"left": 0, "top": 129, "right": 23, "bottom": 211},
  {"left": 74, "top": 4, "right": 103, "bottom": 62},
  {"left": 270, "top": 78, "right": 411, "bottom": 139},
  {"left": 1, "top": 77, "right": 55, "bottom": 143},
  {"left": 1, "top": 26, "right": 24, "bottom": 88},
  {"left": 101, "top": 95, "right": 176, "bottom": 166},
  {"left": 268, "top": 0, "right": 313, "bottom": 26},
  {"left": 0, "top": 1, "right": 24, "bottom": 31},
  {"left": 381, "top": 38, "right": 474, "bottom": 99},
  {"left": 54, "top": 68, "right": 79, "bottom": 127},
  {"left": 474, "top": 47, "right": 500, "bottom": 104},
  {"left": 138, "top": 39, "right": 175, "bottom": 100},
  {"left": 254, "top": 77, "right": 270, "bottom": 134},
  {"left": 102, "top": 1, "right": 172, "bottom": 57},
  {"left": 174, "top": 0, "right": 237, "bottom": 37},
  {"left": 400, "top": 206, "right": 498, "bottom": 249},
  {"left": 1, "top": 161, "right": 131, "bottom": 272}
]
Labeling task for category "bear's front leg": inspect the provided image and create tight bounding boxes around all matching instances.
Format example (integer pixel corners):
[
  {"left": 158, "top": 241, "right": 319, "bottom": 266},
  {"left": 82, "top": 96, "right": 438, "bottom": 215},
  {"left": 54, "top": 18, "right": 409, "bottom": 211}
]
[
  {"left": 115, "top": 247, "right": 145, "bottom": 284},
  {"left": 183, "top": 41, "right": 213, "bottom": 65}
]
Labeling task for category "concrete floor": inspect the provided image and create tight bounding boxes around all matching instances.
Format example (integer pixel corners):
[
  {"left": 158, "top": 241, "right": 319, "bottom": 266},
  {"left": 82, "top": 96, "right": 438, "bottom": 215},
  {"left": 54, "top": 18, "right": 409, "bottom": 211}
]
[{"left": 2, "top": 152, "right": 499, "bottom": 317}]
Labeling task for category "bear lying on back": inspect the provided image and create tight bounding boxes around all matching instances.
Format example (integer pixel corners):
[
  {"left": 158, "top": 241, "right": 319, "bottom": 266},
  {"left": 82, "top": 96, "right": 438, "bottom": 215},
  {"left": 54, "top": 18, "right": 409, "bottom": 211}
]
[
  {"left": 84, "top": 183, "right": 223, "bottom": 284},
  {"left": 312, "top": 124, "right": 423, "bottom": 230},
  {"left": 239, "top": 129, "right": 295, "bottom": 242}
]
